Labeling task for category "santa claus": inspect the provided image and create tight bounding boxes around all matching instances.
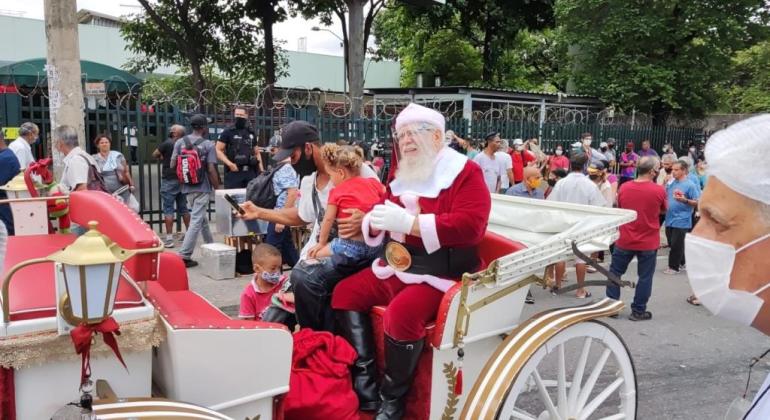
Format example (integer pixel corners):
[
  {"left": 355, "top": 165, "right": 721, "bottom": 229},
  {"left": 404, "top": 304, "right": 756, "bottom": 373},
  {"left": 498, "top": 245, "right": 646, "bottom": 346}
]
[{"left": 332, "top": 103, "right": 491, "bottom": 419}]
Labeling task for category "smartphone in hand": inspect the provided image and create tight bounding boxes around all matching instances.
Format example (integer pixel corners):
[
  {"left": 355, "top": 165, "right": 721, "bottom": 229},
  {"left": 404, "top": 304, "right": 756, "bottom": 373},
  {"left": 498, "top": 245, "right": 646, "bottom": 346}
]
[{"left": 224, "top": 194, "right": 246, "bottom": 215}]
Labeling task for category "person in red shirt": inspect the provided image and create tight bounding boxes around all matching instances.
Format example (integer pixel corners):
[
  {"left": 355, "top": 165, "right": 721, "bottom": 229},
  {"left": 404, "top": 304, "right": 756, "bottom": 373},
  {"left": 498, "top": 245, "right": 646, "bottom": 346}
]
[
  {"left": 548, "top": 144, "right": 569, "bottom": 173},
  {"left": 308, "top": 143, "right": 386, "bottom": 259},
  {"left": 605, "top": 156, "right": 667, "bottom": 321},
  {"left": 510, "top": 138, "right": 536, "bottom": 184},
  {"left": 239, "top": 243, "right": 292, "bottom": 321}
]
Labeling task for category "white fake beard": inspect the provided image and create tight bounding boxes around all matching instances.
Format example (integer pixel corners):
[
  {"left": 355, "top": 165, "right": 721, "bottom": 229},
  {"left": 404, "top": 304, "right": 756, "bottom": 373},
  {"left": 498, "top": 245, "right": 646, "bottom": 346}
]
[{"left": 396, "top": 143, "right": 440, "bottom": 183}]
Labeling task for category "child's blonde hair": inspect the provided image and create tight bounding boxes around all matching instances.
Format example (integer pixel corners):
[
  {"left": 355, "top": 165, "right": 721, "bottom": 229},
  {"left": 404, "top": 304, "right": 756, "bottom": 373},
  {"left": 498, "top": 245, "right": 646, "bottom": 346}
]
[{"left": 321, "top": 143, "right": 364, "bottom": 172}]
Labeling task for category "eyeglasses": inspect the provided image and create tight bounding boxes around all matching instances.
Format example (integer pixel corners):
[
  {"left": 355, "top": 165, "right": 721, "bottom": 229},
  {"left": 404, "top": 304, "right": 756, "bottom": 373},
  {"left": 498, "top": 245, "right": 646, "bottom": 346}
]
[{"left": 395, "top": 127, "right": 432, "bottom": 142}]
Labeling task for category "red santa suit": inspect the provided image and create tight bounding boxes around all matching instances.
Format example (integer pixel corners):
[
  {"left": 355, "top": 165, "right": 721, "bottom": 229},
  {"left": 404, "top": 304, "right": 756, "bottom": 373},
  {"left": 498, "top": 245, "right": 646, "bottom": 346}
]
[{"left": 331, "top": 148, "right": 491, "bottom": 341}]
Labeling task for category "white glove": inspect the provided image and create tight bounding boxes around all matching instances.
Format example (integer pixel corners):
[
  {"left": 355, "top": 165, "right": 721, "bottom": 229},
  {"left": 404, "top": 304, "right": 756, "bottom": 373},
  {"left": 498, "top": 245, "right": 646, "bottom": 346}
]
[{"left": 369, "top": 200, "right": 416, "bottom": 235}]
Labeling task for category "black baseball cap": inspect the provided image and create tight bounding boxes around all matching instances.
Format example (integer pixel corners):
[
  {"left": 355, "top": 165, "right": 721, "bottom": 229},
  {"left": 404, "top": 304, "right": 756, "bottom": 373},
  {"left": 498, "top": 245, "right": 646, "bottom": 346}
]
[
  {"left": 273, "top": 120, "right": 320, "bottom": 162},
  {"left": 190, "top": 114, "right": 208, "bottom": 128},
  {"left": 484, "top": 131, "right": 500, "bottom": 141}
]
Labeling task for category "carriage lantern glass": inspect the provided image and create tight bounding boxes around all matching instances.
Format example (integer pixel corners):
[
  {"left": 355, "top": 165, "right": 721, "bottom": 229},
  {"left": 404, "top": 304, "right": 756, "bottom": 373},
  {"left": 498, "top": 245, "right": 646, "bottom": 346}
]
[
  {"left": 0, "top": 172, "right": 36, "bottom": 199},
  {"left": 49, "top": 221, "right": 132, "bottom": 324}
]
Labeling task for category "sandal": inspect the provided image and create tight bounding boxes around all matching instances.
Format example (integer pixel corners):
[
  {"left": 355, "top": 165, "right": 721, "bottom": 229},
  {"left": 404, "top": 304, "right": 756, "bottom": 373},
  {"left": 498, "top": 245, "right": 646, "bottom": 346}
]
[
  {"left": 686, "top": 295, "right": 701, "bottom": 306},
  {"left": 575, "top": 291, "right": 592, "bottom": 299}
]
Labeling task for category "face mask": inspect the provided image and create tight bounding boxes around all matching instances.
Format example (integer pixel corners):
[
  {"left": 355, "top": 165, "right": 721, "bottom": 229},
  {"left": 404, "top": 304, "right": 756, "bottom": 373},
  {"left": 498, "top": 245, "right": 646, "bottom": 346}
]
[
  {"left": 235, "top": 117, "right": 247, "bottom": 129},
  {"left": 527, "top": 178, "right": 542, "bottom": 189},
  {"left": 601, "top": 147, "right": 608, "bottom": 152},
  {"left": 686, "top": 232, "right": 770, "bottom": 326},
  {"left": 555, "top": 149, "right": 563, "bottom": 156},
  {"left": 583, "top": 139, "right": 592, "bottom": 147},
  {"left": 689, "top": 147, "right": 696, "bottom": 153},
  {"left": 515, "top": 145, "right": 524, "bottom": 152},
  {"left": 664, "top": 167, "right": 673, "bottom": 174},
  {"left": 547, "top": 178, "right": 557, "bottom": 187},
  {"left": 261, "top": 271, "right": 282, "bottom": 284}
]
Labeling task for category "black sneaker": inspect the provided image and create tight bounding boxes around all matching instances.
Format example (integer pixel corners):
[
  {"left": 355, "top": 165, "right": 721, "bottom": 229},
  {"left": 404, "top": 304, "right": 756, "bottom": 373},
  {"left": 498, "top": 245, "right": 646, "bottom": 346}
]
[
  {"left": 183, "top": 259, "right": 199, "bottom": 268},
  {"left": 629, "top": 311, "right": 652, "bottom": 321}
]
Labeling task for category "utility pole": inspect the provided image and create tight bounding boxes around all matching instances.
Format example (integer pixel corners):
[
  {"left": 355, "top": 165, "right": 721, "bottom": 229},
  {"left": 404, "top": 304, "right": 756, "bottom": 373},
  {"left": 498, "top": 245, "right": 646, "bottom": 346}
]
[
  {"left": 346, "top": 0, "right": 364, "bottom": 120},
  {"left": 44, "top": 0, "right": 85, "bottom": 177}
]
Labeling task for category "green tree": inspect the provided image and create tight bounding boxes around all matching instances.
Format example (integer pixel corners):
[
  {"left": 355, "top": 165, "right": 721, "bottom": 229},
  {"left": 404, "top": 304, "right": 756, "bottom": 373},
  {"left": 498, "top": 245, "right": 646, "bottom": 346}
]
[
  {"left": 373, "top": 0, "right": 555, "bottom": 86},
  {"left": 122, "top": 0, "right": 267, "bottom": 110},
  {"left": 556, "top": 0, "right": 769, "bottom": 125},
  {"left": 720, "top": 40, "right": 770, "bottom": 113}
]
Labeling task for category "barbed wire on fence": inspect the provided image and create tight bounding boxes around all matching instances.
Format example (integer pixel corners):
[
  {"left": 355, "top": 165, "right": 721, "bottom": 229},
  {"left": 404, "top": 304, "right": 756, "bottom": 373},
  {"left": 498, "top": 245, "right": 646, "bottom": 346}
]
[{"left": 1, "top": 72, "right": 709, "bottom": 130}]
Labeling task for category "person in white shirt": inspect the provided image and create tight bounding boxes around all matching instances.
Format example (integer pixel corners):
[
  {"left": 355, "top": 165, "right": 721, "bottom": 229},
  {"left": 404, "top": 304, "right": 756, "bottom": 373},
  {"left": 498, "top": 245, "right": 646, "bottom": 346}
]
[
  {"left": 8, "top": 122, "right": 39, "bottom": 169},
  {"left": 679, "top": 115, "right": 770, "bottom": 420},
  {"left": 547, "top": 152, "right": 606, "bottom": 298},
  {"left": 495, "top": 138, "right": 514, "bottom": 192},
  {"left": 473, "top": 132, "right": 504, "bottom": 193}
]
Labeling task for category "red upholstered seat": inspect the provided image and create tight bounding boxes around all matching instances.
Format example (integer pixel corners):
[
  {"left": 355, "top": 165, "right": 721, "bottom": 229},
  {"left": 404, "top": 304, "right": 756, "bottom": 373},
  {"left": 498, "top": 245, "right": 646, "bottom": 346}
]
[
  {"left": 69, "top": 191, "right": 161, "bottom": 282},
  {"left": 3, "top": 235, "right": 144, "bottom": 321},
  {"left": 367, "top": 231, "right": 527, "bottom": 419},
  {"left": 141, "top": 253, "right": 287, "bottom": 331}
]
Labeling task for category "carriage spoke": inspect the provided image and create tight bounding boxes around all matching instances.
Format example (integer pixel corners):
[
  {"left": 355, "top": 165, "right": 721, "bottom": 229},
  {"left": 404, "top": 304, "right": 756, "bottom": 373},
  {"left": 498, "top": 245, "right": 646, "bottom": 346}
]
[
  {"left": 568, "top": 337, "right": 592, "bottom": 412},
  {"left": 579, "top": 377, "right": 624, "bottom": 420},
  {"left": 576, "top": 347, "right": 611, "bottom": 411},
  {"left": 511, "top": 408, "right": 538, "bottom": 420},
  {"left": 557, "top": 344, "right": 568, "bottom": 418},
  {"left": 532, "top": 369, "right": 563, "bottom": 420}
]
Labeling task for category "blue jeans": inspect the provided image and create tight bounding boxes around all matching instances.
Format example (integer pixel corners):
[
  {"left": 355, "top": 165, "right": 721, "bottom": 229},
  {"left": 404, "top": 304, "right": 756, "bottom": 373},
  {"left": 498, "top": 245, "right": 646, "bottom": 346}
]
[
  {"left": 160, "top": 178, "right": 189, "bottom": 218},
  {"left": 177, "top": 192, "right": 213, "bottom": 259},
  {"left": 605, "top": 246, "right": 657, "bottom": 313},
  {"left": 330, "top": 238, "right": 380, "bottom": 260},
  {"left": 266, "top": 222, "right": 299, "bottom": 267}
]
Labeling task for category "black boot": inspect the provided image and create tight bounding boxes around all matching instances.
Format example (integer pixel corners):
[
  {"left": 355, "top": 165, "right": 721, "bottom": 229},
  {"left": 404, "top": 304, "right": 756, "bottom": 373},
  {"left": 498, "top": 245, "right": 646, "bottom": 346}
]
[
  {"left": 335, "top": 311, "right": 380, "bottom": 411},
  {"left": 375, "top": 335, "right": 424, "bottom": 420}
]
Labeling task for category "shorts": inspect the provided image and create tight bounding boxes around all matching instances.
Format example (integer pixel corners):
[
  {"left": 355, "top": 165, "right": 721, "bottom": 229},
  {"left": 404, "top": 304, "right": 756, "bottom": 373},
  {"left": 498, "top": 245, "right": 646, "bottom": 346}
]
[
  {"left": 330, "top": 238, "right": 380, "bottom": 260},
  {"left": 160, "top": 178, "right": 190, "bottom": 218}
]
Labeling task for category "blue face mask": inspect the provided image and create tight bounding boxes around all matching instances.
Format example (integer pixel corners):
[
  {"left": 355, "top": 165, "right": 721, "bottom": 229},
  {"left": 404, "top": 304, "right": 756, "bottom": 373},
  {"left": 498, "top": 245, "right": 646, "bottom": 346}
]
[{"left": 261, "top": 271, "right": 282, "bottom": 284}]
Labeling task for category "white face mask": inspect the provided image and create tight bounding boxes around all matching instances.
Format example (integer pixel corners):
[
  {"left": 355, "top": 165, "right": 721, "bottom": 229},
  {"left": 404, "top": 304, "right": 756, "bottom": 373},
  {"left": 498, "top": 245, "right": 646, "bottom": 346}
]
[
  {"left": 555, "top": 149, "right": 563, "bottom": 156},
  {"left": 583, "top": 139, "right": 592, "bottom": 147},
  {"left": 686, "top": 232, "right": 770, "bottom": 326}
]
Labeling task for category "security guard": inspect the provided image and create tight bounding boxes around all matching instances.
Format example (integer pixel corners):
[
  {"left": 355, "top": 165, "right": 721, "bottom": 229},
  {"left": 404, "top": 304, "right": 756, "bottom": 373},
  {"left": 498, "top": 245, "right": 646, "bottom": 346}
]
[{"left": 216, "top": 107, "right": 264, "bottom": 188}]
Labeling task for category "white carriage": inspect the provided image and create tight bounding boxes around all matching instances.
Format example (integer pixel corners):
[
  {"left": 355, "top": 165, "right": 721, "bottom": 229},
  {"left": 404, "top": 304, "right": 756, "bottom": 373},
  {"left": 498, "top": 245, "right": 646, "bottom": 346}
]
[{"left": 0, "top": 187, "right": 636, "bottom": 420}]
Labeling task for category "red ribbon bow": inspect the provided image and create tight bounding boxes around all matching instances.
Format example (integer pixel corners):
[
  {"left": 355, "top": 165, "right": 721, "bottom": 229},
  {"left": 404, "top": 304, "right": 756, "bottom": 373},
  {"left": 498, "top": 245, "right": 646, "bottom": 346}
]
[{"left": 70, "top": 317, "right": 128, "bottom": 387}]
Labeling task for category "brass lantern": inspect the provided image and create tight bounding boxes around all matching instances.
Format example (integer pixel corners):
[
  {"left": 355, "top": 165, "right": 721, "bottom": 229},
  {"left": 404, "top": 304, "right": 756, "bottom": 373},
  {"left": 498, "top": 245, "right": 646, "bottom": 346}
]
[
  {"left": 1, "top": 221, "right": 134, "bottom": 325},
  {"left": 52, "top": 221, "right": 133, "bottom": 325},
  {"left": 0, "top": 172, "right": 40, "bottom": 199}
]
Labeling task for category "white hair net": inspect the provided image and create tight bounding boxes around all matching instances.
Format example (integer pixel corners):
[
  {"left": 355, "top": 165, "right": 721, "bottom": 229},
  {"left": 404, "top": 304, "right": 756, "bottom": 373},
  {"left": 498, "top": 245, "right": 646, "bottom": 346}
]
[{"left": 706, "top": 114, "right": 770, "bottom": 204}]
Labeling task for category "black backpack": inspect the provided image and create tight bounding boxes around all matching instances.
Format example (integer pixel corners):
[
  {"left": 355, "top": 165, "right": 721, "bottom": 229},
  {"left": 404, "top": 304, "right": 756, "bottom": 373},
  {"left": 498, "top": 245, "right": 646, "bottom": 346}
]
[{"left": 245, "top": 162, "right": 287, "bottom": 208}]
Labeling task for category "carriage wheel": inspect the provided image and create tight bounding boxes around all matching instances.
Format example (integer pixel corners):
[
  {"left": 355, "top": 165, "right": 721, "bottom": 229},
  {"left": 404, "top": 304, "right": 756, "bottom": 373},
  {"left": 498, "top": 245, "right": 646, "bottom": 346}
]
[{"left": 497, "top": 320, "right": 636, "bottom": 420}]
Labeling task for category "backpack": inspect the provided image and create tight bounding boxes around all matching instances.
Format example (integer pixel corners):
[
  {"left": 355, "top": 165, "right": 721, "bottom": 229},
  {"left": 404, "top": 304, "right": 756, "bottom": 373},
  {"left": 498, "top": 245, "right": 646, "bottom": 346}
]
[
  {"left": 176, "top": 136, "right": 207, "bottom": 185},
  {"left": 245, "top": 162, "right": 287, "bottom": 209},
  {"left": 79, "top": 155, "right": 109, "bottom": 193}
]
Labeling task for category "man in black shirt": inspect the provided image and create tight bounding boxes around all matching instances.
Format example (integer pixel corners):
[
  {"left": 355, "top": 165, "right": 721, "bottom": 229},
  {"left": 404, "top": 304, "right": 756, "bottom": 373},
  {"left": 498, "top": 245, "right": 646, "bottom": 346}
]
[
  {"left": 152, "top": 124, "right": 191, "bottom": 248},
  {"left": 216, "top": 107, "right": 264, "bottom": 188}
]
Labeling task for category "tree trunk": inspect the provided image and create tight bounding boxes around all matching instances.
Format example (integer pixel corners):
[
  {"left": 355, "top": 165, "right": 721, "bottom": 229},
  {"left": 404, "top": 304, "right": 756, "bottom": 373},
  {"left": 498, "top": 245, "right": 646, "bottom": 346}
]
[
  {"left": 346, "top": 0, "right": 365, "bottom": 119},
  {"left": 651, "top": 101, "right": 670, "bottom": 127},
  {"left": 189, "top": 57, "right": 206, "bottom": 113},
  {"left": 481, "top": 25, "right": 494, "bottom": 83}
]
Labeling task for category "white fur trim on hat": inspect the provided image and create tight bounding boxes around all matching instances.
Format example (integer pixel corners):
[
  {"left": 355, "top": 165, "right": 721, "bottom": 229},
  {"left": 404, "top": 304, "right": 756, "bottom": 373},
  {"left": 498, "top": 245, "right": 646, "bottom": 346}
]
[{"left": 395, "top": 103, "right": 445, "bottom": 133}]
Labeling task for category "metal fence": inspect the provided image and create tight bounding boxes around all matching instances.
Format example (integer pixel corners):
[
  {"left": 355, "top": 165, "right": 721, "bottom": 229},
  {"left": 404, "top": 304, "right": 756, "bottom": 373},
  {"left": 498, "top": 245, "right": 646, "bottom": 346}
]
[{"left": 0, "top": 90, "right": 704, "bottom": 228}]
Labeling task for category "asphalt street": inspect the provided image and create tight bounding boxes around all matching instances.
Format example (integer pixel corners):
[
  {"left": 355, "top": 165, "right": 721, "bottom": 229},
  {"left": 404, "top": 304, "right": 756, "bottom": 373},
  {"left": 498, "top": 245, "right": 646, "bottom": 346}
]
[{"left": 179, "top": 232, "right": 770, "bottom": 420}]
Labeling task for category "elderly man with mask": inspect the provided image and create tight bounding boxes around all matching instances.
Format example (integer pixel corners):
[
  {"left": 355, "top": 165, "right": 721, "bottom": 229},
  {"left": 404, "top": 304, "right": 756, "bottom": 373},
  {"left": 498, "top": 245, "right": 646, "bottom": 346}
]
[
  {"left": 8, "top": 122, "right": 39, "bottom": 169},
  {"left": 682, "top": 115, "right": 770, "bottom": 419},
  {"left": 330, "top": 103, "right": 491, "bottom": 418}
]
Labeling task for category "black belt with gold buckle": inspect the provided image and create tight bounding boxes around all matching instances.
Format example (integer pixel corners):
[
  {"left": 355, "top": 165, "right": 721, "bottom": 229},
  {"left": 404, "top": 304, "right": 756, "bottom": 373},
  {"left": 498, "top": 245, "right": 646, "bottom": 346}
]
[{"left": 384, "top": 241, "right": 479, "bottom": 278}]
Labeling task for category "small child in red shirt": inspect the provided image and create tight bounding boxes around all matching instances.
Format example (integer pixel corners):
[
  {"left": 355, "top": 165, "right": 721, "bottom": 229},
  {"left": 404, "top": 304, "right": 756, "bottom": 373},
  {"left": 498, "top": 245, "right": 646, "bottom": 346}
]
[
  {"left": 308, "top": 144, "right": 385, "bottom": 259},
  {"left": 238, "top": 243, "right": 294, "bottom": 325}
]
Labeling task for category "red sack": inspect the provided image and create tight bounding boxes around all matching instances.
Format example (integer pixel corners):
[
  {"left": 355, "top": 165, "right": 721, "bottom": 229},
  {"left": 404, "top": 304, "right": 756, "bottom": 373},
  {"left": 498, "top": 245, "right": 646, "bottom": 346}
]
[{"left": 282, "top": 329, "right": 359, "bottom": 420}]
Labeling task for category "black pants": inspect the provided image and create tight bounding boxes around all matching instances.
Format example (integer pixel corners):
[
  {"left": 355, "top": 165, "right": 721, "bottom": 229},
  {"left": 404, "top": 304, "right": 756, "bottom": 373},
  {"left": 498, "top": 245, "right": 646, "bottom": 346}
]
[
  {"left": 224, "top": 169, "right": 257, "bottom": 189},
  {"left": 291, "top": 254, "right": 373, "bottom": 332},
  {"left": 666, "top": 227, "right": 688, "bottom": 270}
]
